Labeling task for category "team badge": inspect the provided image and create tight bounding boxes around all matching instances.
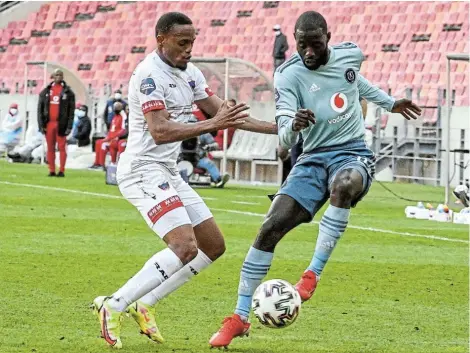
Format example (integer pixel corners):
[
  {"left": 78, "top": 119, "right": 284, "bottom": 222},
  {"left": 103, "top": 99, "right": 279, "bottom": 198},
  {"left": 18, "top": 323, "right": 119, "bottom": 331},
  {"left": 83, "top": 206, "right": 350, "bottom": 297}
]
[
  {"left": 188, "top": 78, "right": 196, "bottom": 89},
  {"left": 345, "top": 68, "right": 356, "bottom": 83},
  {"left": 158, "top": 182, "right": 170, "bottom": 190},
  {"left": 140, "top": 77, "right": 156, "bottom": 95}
]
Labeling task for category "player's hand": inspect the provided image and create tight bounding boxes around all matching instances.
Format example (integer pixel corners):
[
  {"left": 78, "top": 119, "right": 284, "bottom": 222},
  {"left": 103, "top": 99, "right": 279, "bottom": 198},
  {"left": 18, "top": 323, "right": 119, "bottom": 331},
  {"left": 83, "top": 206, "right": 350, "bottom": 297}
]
[
  {"left": 212, "top": 100, "right": 250, "bottom": 129},
  {"left": 65, "top": 128, "right": 71, "bottom": 135},
  {"left": 392, "top": 99, "right": 422, "bottom": 120},
  {"left": 292, "top": 109, "right": 315, "bottom": 132},
  {"left": 41, "top": 127, "right": 46, "bottom": 134}
]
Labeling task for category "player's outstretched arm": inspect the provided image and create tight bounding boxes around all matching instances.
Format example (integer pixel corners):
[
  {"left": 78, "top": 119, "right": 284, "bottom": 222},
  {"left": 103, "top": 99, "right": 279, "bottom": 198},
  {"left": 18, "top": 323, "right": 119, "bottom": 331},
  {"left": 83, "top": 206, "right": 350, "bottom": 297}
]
[
  {"left": 145, "top": 102, "right": 249, "bottom": 145},
  {"left": 391, "top": 99, "right": 422, "bottom": 120},
  {"left": 196, "top": 95, "right": 277, "bottom": 134}
]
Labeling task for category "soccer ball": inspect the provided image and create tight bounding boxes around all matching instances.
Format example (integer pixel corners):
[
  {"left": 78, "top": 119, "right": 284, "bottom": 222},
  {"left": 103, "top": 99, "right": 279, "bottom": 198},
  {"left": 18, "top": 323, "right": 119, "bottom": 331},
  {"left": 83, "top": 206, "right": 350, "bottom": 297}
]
[{"left": 252, "top": 279, "right": 301, "bottom": 329}]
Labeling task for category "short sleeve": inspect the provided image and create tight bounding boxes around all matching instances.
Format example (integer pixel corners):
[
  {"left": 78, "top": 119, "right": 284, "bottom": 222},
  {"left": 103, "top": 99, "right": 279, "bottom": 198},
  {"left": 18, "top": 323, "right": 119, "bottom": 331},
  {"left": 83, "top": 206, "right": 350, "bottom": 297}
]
[
  {"left": 274, "top": 71, "right": 298, "bottom": 122},
  {"left": 193, "top": 66, "right": 214, "bottom": 101},
  {"left": 137, "top": 75, "right": 167, "bottom": 114}
]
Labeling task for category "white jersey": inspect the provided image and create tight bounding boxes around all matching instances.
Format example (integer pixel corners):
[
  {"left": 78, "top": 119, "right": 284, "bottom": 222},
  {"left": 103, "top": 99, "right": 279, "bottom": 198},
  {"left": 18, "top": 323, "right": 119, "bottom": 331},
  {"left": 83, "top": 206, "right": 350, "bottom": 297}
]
[{"left": 118, "top": 51, "right": 212, "bottom": 174}]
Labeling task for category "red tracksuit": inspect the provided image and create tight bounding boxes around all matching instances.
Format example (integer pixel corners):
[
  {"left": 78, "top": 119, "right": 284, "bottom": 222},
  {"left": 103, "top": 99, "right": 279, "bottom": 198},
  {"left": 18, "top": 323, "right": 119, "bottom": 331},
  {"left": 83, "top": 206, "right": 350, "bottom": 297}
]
[
  {"left": 47, "top": 84, "right": 67, "bottom": 173},
  {"left": 94, "top": 113, "right": 127, "bottom": 166}
]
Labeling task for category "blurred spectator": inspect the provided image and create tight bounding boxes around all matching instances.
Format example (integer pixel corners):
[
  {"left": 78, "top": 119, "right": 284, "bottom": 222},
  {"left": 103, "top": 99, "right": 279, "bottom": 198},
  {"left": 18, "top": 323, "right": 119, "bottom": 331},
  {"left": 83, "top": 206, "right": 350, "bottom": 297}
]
[
  {"left": 214, "top": 128, "right": 236, "bottom": 150},
  {"left": 7, "top": 126, "right": 43, "bottom": 163},
  {"left": 0, "top": 102, "right": 22, "bottom": 154},
  {"left": 273, "top": 24, "right": 289, "bottom": 71},
  {"left": 180, "top": 132, "right": 230, "bottom": 188},
  {"left": 68, "top": 104, "right": 92, "bottom": 147},
  {"left": 68, "top": 102, "right": 82, "bottom": 141},
  {"left": 38, "top": 69, "right": 75, "bottom": 177},
  {"left": 90, "top": 102, "right": 127, "bottom": 170},
  {"left": 103, "top": 89, "right": 127, "bottom": 130}
]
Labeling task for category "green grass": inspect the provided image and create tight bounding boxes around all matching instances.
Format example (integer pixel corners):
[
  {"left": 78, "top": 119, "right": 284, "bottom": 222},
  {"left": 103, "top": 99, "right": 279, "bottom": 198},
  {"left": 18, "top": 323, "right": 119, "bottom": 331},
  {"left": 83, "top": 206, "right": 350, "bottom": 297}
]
[{"left": 0, "top": 161, "right": 468, "bottom": 353}]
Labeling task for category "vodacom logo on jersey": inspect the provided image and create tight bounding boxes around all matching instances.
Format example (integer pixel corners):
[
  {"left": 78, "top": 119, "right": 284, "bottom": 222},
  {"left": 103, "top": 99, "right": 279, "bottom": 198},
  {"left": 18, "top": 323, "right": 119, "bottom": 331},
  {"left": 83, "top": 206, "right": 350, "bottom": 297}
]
[{"left": 330, "top": 92, "right": 348, "bottom": 113}]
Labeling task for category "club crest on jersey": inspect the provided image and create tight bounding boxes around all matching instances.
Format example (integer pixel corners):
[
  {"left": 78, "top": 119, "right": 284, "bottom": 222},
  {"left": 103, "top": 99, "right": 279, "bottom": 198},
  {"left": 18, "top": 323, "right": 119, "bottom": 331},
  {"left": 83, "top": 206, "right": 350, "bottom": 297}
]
[
  {"left": 345, "top": 68, "right": 356, "bottom": 83},
  {"left": 330, "top": 92, "right": 348, "bottom": 113},
  {"left": 158, "top": 182, "right": 170, "bottom": 190},
  {"left": 140, "top": 77, "right": 156, "bottom": 95},
  {"left": 188, "top": 78, "right": 196, "bottom": 89}
]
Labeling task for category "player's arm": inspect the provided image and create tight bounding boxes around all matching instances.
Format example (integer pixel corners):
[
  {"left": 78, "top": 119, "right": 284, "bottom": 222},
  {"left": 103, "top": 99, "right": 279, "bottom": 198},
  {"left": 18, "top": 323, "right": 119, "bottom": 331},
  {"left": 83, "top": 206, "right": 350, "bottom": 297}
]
[
  {"left": 138, "top": 75, "right": 248, "bottom": 144},
  {"left": 358, "top": 74, "right": 421, "bottom": 119},
  {"left": 196, "top": 95, "right": 277, "bottom": 134},
  {"left": 274, "top": 72, "right": 312, "bottom": 149}
]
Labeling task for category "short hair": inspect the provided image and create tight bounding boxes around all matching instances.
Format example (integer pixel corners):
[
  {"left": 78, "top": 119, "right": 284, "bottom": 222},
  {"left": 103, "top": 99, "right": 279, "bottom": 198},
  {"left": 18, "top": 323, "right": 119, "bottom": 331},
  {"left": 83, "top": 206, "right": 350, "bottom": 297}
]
[
  {"left": 155, "top": 12, "right": 193, "bottom": 37},
  {"left": 294, "top": 11, "right": 328, "bottom": 33}
]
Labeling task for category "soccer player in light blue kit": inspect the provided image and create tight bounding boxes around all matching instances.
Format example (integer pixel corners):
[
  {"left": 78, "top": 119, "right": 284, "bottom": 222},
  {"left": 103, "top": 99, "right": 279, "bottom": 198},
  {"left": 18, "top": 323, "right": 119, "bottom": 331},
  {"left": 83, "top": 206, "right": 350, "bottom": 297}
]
[{"left": 210, "top": 11, "right": 421, "bottom": 348}]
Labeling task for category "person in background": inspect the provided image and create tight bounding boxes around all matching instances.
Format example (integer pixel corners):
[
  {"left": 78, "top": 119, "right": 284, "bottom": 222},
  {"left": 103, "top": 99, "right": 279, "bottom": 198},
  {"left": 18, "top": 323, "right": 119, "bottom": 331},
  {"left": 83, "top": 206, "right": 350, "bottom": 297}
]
[
  {"left": 7, "top": 125, "right": 43, "bottom": 163},
  {"left": 197, "top": 133, "right": 230, "bottom": 188},
  {"left": 103, "top": 89, "right": 127, "bottom": 130},
  {"left": 272, "top": 24, "right": 289, "bottom": 71},
  {"left": 37, "top": 69, "right": 75, "bottom": 177},
  {"left": 68, "top": 102, "right": 82, "bottom": 142},
  {"left": 89, "top": 101, "right": 127, "bottom": 170},
  {"left": 0, "top": 102, "right": 22, "bottom": 155},
  {"left": 68, "top": 104, "right": 92, "bottom": 147}
]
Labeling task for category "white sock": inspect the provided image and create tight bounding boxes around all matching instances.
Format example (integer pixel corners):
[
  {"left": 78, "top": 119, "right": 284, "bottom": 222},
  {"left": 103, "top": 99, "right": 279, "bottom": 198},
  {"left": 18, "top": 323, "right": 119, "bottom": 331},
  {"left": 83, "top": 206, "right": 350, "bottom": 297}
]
[
  {"left": 139, "top": 249, "right": 212, "bottom": 306},
  {"left": 109, "top": 248, "right": 183, "bottom": 311}
]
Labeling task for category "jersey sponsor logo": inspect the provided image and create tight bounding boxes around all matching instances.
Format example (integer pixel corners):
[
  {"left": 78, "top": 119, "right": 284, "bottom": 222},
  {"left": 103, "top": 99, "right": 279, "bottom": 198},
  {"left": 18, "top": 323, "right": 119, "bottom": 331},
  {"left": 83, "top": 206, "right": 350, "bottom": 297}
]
[
  {"left": 142, "top": 100, "right": 165, "bottom": 114},
  {"left": 330, "top": 92, "right": 348, "bottom": 113},
  {"left": 309, "top": 83, "right": 320, "bottom": 93},
  {"left": 169, "top": 83, "right": 176, "bottom": 88},
  {"left": 328, "top": 111, "right": 352, "bottom": 124},
  {"left": 274, "top": 88, "right": 280, "bottom": 103},
  {"left": 205, "top": 87, "right": 214, "bottom": 97},
  {"left": 147, "top": 195, "right": 184, "bottom": 224},
  {"left": 345, "top": 68, "right": 356, "bottom": 83},
  {"left": 140, "top": 77, "right": 157, "bottom": 95}
]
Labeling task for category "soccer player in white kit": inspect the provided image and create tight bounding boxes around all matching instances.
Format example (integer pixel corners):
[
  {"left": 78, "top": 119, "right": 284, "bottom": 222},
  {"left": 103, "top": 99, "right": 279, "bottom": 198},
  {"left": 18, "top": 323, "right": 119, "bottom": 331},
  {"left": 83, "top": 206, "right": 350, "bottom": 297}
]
[{"left": 92, "top": 12, "right": 277, "bottom": 349}]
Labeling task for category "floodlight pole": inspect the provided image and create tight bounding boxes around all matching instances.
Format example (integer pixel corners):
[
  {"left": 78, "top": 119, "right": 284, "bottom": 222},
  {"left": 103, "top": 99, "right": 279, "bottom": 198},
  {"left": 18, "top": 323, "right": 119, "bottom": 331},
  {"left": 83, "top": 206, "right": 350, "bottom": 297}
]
[
  {"left": 444, "top": 53, "right": 470, "bottom": 205},
  {"left": 223, "top": 58, "right": 229, "bottom": 176}
]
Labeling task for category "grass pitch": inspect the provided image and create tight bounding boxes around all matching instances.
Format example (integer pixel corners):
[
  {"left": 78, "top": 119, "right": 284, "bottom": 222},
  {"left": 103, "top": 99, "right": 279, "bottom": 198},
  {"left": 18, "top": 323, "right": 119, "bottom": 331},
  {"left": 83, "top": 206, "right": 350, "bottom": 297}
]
[{"left": 0, "top": 161, "right": 468, "bottom": 353}]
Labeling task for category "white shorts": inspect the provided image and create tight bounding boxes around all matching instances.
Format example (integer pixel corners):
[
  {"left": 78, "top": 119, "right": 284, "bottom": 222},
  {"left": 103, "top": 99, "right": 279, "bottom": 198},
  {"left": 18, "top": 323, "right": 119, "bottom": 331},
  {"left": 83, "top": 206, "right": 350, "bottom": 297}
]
[{"left": 117, "top": 162, "right": 213, "bottom": 238}]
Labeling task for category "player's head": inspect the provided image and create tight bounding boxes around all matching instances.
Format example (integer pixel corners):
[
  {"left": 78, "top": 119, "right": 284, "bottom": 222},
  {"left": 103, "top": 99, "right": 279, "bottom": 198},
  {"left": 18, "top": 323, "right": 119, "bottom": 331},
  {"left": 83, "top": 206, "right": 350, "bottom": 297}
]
[
  {"left": 155, "top": 12, "right": 195, "bottom": 70},
  {"left": 53, "top": 69, "right": 64, "bottom": 84},
  {"left": 294, "top": 11, "right": 331, "bottom": 70}
]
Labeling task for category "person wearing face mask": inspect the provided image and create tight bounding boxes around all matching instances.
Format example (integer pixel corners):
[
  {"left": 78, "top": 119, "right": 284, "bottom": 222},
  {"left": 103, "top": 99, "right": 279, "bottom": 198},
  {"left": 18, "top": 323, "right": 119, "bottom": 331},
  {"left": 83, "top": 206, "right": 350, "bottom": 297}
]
[
  {"left": 0, "top": 103, "right": 22, "bottom": 155},
  {"left": 68, "top": 105, "right": 92, "bottom": 147},
  {"left": 272, "top": 24, "right": 289, "bottom": 71},
  {"left": 89, "top": 101, "right": 127, "bottom": 170},
  {"left": 103, "top": 89, "right": 128, "bottom": 131}
]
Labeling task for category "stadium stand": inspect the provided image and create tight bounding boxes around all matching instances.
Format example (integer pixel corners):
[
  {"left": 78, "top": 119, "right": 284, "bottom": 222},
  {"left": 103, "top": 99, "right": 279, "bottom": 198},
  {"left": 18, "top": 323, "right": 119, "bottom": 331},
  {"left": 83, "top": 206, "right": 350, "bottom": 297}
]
[{"left": 0, "top": 1, "right": 468, "bottom": 124}]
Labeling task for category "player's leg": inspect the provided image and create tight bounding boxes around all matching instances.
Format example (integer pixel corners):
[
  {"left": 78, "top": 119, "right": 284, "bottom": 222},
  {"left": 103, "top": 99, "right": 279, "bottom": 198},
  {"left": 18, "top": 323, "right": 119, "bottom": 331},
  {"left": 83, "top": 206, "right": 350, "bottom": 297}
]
[
  {"left": 209, "top": 195, "right": 311, "bottom": 348},
  {"left": 297, "top": 143, "right": 374, "bottom": 302},
  {"left": 93, "top": 169, "right": 196, "bottom": 348},
  {"left": 138, "top": 178, "right": 221, "bottom": 306},
  {"left": 117, "top": 140, "right": 126, "bottom": 161},
  {"left": 56, "top": 134, "right": 67, "bottom": 176},
  {"left": 45, "top": 122, "right": 57, "bottom": 175}
]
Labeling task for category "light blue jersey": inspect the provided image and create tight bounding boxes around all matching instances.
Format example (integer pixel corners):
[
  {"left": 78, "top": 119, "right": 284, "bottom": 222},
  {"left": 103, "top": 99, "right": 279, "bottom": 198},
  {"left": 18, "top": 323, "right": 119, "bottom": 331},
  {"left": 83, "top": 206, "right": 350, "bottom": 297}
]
[{"left": 275, "top": 42, "right": 395, "bottom": 152}]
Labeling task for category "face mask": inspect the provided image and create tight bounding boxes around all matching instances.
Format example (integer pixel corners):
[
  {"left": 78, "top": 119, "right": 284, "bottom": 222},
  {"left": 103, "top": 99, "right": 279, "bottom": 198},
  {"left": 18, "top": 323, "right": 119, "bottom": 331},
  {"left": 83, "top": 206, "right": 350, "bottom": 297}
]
[
  {"left": 114, "top": 93, "right": 122, "bottom": 100},
  {"left": 74, "top": 109, "right": 80, "bottom": 115},
  {"left": 10, "top": 108, "right": 18, "bottom": 115},
  {"left": 77, "top": 111, "right": 86, "bottom": 118},
  {"left": 275, "top": 30, "right": 281, "bottom": 36}
]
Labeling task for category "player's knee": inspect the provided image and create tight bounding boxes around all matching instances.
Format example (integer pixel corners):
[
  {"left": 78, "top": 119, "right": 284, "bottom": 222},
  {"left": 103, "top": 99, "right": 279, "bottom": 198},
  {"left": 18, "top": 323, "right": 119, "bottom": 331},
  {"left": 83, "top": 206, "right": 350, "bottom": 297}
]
[
  {"left": 201, "top": 234, "right": 226, "bottom": 261},
  {"left": 330, "top": 169, "right": 363, "bottom": 205},
  {"left": 167, "top": 236, "right": 198, "bottom": 265},
  {"left": 255, "top": 214, "right": 284, "bottom": 252}
]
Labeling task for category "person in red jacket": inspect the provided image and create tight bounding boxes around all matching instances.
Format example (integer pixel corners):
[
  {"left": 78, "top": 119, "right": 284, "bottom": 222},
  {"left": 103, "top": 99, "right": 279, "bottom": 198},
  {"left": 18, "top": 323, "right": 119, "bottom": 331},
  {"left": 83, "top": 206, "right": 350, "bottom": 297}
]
[
  {"left": 89, "top": 102, "right": 127, "bottom": 170},
  {"left": 37, "top": 69, "right": 75, "bottom": 177}
]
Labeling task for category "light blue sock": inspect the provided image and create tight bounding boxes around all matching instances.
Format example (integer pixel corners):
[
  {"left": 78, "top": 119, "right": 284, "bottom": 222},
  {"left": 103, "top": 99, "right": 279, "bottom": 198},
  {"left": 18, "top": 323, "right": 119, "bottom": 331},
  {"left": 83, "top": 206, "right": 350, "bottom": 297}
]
[
  {"left": 234, "top": 246, "right": 273, "bottom": 320},
  {"left": 307, "top": 205, "right": 350, "bottom": 276}
]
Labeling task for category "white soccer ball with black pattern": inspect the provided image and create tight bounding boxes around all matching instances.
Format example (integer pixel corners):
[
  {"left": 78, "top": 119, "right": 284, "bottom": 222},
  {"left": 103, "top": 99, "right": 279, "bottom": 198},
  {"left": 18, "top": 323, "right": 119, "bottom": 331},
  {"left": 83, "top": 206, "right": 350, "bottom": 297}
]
[{"left": 252, "top": 279, "right": 301, "bottom": 328}]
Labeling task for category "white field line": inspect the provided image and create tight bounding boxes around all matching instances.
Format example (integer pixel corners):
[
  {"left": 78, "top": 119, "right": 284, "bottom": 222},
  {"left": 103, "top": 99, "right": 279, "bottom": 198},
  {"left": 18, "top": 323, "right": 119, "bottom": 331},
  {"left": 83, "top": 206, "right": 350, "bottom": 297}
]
[
  {"left": 231, "top": 201, "right": 261, "bottom": 205},
  {"left": 1, "top": 180, "right": 468, "bottom": 244}
]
